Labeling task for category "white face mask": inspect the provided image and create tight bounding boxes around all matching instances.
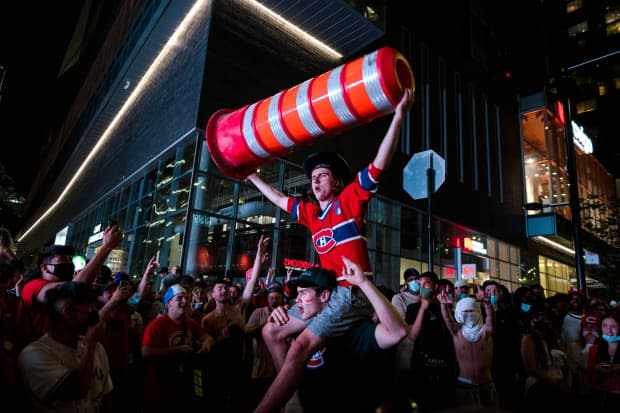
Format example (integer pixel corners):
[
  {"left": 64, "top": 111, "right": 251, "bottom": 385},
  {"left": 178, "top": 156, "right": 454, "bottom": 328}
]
[{"left": 455, "top": 297, "right": 484, "bottom": 342}]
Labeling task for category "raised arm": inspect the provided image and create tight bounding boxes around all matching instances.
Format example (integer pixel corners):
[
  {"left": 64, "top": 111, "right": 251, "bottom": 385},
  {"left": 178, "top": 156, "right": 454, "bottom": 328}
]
[
  {"left": 241, "top": 234, "right": 270, "bottom": 305},
  {"left": 246, "top": 173, "right": 290, "bottom": 211},
  {"left": 476, "top": 285, "right": 495, "bottom": 335},
  {"left": 341, "top": 256, "right": 406, "bottom": 349},
  {"left": 438, "top": 289, "right": 459, "bottom": 336},
  {"left": 372, "top": 88, "right": 413, "bottom": 170},
  {"left": 74, "top": 225, "right": 124, "bottom": 284},
  {"left": 408, "top": 298, "right": 428, "bottom": 341},
  {"left": 137, "top": 256, "right": 159, "bottom": 298}
]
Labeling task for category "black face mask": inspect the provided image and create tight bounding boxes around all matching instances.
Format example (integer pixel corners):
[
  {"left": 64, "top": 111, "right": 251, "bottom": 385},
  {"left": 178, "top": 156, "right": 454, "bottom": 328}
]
[{"left": 48, "top": 263, "right": 75, "bottom": 281}]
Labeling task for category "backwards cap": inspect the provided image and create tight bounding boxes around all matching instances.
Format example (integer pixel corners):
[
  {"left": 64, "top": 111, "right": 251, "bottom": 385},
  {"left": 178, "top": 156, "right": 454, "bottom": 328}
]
[
  {"left": 290, "top": 267, "right": 337, "bottom": 290},
  {"left": 163, "top": 284, "right": 186, "bottom": 305}
]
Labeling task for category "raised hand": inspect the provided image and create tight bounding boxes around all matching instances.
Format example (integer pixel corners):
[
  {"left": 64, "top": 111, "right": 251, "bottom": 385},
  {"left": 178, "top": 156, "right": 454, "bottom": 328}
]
[
  {"left": 257, "top": 234, "right": 270, "bottom": 262},
  {"left": 438, "top": 289, "right": 454, "bottom": 305},
  {"left": 268, "top": 305, "right": 290, "bottom": 326},
  {"left": 340, "top": 256, "right": 369, "bottom": 287},
  {"left": 395, "top": 88, "right": 414, "bottom": 117}
]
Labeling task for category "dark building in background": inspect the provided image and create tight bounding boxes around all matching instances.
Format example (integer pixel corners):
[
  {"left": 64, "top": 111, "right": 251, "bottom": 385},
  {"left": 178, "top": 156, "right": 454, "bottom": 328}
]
[{"left": 14, "top": 0, "right": 619, "bottom": 297}]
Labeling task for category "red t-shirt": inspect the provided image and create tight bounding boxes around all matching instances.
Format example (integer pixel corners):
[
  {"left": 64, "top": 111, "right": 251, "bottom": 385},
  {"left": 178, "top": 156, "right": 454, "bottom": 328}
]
[{"left": 18, "top": 278, "right": 53, "bottom": 343}]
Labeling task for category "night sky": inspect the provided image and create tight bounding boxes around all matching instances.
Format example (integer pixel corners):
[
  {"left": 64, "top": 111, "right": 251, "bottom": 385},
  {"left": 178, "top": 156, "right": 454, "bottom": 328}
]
[{"left": 0, "top": 3, "right": 83, "bottom": 195}]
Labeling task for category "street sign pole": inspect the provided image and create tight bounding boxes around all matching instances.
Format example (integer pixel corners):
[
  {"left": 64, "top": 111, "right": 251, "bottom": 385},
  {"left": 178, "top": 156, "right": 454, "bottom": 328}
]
[
  {"left": 403, "top": 149, "right": 445, "bottom": 273},
  {"left": 427, "top": 154, "right": 435, "bottom": 272},
  {"left": 559, "top": 75, "right": 586, "bottom": 292}
]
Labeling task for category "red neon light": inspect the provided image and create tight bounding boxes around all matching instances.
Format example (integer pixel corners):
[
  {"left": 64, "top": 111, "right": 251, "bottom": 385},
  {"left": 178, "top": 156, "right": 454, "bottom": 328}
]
[
  {"left": 282, "top": 258, "right": 317, "bottom": 269},
  {"left": 462, "top": 266, "right": 475, "bottom": 275},
  {"left": 555, "top": 101, "right": 565, "bottom": 126}
]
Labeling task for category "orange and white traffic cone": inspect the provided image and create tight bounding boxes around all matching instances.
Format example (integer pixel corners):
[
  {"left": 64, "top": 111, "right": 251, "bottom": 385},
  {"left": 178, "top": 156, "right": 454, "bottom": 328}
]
[{"left": 206, "top": 46, "right": 414, "bottom": 179}]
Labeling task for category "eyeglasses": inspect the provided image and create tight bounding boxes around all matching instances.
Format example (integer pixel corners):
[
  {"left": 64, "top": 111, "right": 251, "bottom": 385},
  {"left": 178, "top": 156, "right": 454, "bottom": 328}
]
[{"left": 311, "top": 172, "right": 331, "bottom": 181}]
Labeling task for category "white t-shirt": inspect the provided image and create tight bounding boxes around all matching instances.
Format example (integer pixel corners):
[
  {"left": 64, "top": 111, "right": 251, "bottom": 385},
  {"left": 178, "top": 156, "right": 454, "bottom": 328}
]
[
  {"left": 391, "top": 291, "right": 420, "bottom": 375},
  {"left": 561, "top": 311, "right": 585, "bottom": 370},
  {"left": 18, "top": 334, "right": 113, "bottom": 413}
]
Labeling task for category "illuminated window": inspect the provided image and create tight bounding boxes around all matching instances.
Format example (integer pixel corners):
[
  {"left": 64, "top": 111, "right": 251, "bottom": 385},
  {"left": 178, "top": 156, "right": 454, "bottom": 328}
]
[
  {"left": 566, "top": 0, "right": 583, "bottom": 13},
  {"left": 597, "top": 82, "right": 608, "bottom": 96},
  {"left": 606, "top": 19, "right": 620, "bottom": 36},
  {"left": 575, "top": 98, "right": 597, "bottom": 114},
  {"left": 568, "top": 21, "right": 588, "bottom": 37},
  {"left": 605, "top": 8, "right": 620, "bottom": 24},
  {"left": 614, "top": 77, "right": 620, "bottom": 90}
]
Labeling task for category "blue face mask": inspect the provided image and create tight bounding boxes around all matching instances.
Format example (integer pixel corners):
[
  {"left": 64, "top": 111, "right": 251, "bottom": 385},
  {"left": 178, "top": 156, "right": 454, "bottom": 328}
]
[
  {"left": 447, "top": 293, "right": 455, "bottom": 301},
  {"left": 407, "top": 280, "right": 420, "bottom": 294},
  {"left": 602, "top": 334, "right": 620, "bottom": 343},
  {"left": 128, "top": 294, "right": 141, "bottom": 307},
  {"left": 458, "top": 293, "right": 469, "bottom": 300},
  {"left": 521, "top": 303, "right": 531, "bottom": 313},
  {"left": 489, "top": 295, "right": 498, "bottom": 305},
  {"left": 420, "top": 287, "right": 433, "bottom": 299}
]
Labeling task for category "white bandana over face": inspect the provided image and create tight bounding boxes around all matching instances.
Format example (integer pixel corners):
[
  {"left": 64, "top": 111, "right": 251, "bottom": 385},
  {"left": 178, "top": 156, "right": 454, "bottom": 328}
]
[{"left": 455, "top": 297, "right": 484, "bottom": 342}]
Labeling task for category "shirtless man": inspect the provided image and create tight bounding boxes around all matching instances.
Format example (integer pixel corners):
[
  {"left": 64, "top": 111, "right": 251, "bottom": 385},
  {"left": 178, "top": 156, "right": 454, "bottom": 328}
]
[{"left": 438, "top": 286, "right": 496, "bottom": 409}]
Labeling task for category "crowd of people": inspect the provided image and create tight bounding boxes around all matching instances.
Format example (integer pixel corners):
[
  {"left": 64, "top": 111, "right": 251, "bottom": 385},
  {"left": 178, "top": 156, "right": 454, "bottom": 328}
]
[{"left": 1, "top": 88, "right": 619, "bottom": 412}]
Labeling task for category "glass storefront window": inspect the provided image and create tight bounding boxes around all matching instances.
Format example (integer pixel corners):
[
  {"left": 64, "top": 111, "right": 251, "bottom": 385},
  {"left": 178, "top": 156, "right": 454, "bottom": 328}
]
[
  {"left": 193, "top": 173, "right": 237, "bottom": 214},
  {"left": 538, "top": 255, "right": 572, "bottom": 296},
  {"left": 171, "top": 174, "right": 191, "bottom": 212},
  {"left": 521, "top": 108, "right": 570, "bottom": 219},
  {"left": 374, "top": 252, "right": 400, "bottom": 289},
  {"left": 278, "top": 222, "right": 313, "bottom": 271},
  {"left": 368, "top": 197, "right": 401, "bottom": 227},
  {"left": 187, "top": 213, "right": 234, "bottom": 277}
]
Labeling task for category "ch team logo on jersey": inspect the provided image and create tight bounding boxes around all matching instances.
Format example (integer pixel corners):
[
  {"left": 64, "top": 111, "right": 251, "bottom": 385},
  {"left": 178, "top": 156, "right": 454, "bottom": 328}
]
[
  {"left": 306, "top": 347, "right": 326, "bottom": 368},
  {"left": 313, "top": 229, "right": 337, "bottom": 254}
]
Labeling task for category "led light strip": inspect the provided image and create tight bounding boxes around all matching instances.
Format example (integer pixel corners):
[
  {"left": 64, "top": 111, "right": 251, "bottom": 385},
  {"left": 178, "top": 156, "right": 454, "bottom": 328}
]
[
  {"left": 18, "top": 0, "right": 211, "bottom": 242},
  {"left": 19, "top": 0, "right": 343, "bottom": 243},
  {"left": 534, "top": 236, "right": 575, "bottom": 255},
  {"left": 245, "top": 0, "right": 343, "bottom": 59}
]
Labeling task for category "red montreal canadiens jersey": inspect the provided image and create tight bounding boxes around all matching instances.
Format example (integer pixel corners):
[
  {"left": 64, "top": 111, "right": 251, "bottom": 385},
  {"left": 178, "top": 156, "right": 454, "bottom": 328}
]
[{"left": 288, "top": 165, "right": 379, "bottom": 281}]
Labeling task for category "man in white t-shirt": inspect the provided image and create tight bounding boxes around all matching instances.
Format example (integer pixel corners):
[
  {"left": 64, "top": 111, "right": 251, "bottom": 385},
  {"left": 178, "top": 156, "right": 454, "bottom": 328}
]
[{"left": 18, "top": 282, "right": 113, "bottom": 412}]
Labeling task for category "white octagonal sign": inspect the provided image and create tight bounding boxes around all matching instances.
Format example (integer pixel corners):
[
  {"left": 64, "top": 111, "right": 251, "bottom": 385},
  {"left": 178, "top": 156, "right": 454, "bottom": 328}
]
[{"left": 403, "top": 150, "right": 445, "bottom": 200}]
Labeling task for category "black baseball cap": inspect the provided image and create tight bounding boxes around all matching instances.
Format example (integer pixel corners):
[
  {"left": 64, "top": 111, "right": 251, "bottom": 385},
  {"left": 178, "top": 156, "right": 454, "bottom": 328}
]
[
  {"left": 403, "top": 268, "right": 420, "bottom": 281},
  {"left": 38, "top": 245, "right": 76, "bottom": 265},
  {"left": 290, "top": 267, "right": 337, "bottom": 290},
  {"left": 100, "top": 272, "right": 131, "bottom": 294}
]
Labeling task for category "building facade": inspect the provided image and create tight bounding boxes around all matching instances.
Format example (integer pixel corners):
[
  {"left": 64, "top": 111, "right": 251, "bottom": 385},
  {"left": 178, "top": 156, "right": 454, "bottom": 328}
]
[{"left": 16, "top": 0, "right": 618, "bottom": 296}]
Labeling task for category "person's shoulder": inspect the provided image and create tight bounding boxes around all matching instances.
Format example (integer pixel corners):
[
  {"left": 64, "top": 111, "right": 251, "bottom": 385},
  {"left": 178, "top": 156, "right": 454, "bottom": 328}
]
[
  {"left": 21, "top": 278, "right": 51, "bottom": 300},
  {"left": 251, "top": 305, "right": 270, "bottom": 316},
  {"left": 391, "top": 292, "right": 404, "bottom": 303}
]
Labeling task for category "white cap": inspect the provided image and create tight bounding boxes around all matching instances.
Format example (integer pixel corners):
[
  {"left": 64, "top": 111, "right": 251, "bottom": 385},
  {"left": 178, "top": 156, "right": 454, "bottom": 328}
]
[{"left": 455, "top": 280, "right": 469, "bottom": 288}]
